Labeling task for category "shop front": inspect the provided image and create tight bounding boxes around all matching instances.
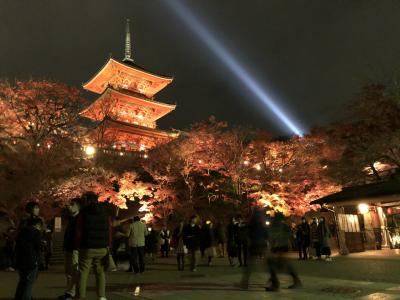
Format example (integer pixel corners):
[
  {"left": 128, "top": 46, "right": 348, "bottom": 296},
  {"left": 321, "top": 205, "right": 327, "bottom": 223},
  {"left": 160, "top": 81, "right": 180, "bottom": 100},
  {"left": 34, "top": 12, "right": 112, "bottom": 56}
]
[{"left": 311, "top": 177, "right": 400, "bottom": 254}]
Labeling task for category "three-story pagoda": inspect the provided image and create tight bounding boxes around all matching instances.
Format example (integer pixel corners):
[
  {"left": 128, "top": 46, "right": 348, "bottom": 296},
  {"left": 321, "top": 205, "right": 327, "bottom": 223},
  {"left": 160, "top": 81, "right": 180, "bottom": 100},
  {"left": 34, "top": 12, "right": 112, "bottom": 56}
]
[{"left": 80, "top": 19, "right": 178, "bottom": 152}]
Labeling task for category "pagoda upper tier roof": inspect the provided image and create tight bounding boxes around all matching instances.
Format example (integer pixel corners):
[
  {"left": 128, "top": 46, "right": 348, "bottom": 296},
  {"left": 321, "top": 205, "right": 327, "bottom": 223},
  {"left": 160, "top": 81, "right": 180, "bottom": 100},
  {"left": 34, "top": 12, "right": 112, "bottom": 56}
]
[
  {"left": 99, "top": 117, "right": 178, "bottom": 139},
  {"left": 83, "top": 58, "right": 173, "bottom": 98},
  {"left": 79, "top": 87, "right": 176, "bottom": 122}
]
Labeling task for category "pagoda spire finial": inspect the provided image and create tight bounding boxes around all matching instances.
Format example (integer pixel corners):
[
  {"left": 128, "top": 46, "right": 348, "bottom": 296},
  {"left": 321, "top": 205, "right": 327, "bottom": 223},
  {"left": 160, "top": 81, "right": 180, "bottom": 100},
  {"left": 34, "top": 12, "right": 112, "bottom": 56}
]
[{"left": 123, "top": 18, "right": 134, "bottom": 63}]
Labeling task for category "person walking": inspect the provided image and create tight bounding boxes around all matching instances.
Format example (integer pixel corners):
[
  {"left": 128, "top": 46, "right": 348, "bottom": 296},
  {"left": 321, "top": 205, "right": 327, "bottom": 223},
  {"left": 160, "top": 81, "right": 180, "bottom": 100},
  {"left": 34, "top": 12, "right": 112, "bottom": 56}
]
[
  {"left": 236, "top": 215, "right": 248, "bottom": 267},
  {"left": 183, "top": 215, "right": 201, "bottom": 272},
  {"left": 75, "top": 192, "right": 111, "bottom": 300},
  {"left": 226, "top": 217, "right": 238, "bottom": 266},
  {"left": 204, "top": 221, "right": 217, "bottom": 266},
  {"left": 145, "top": 225, "right": 158, "bottom": 263},
  {"left": 172, "top": 221, "right": 186, "bottom": 270},
  {"left": 127, "top": 216, "right": 148, "bottom": 274},
  {"left": 310, "top": 218, "right": 320, "bottom": 259},
  {"left": 266, "top": 212, "right": 302, "bottom": 292},
  {"left": 296, "top": 217, "right": 310, "bottom": 260},
  {"left": 318, "top": 217, "right": 332, "bottom": 261},
  {"left": 14, "top": 217, "right": 43, "bottom": 300},
  {"left": 215, "top": 221, "right": 226, "bottom": 258},
  {"left": 160, "top": 226, "right": 171, "bottom": 258},
  {"left": 58, "top": 198, "right": 82, "bottom": 300},
  {"left": 240, "top": 209, "right": 268, "bottom": 290}
]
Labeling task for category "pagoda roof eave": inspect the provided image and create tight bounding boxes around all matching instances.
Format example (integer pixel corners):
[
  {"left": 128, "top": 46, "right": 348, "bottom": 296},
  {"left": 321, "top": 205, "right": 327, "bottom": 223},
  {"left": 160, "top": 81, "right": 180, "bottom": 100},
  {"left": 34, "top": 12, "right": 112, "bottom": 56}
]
[
  {"left": 103, "top": 117, "right": 178, "bottom": 139},
  {"left": 79, "top": 87, "right": 176, "bottom": 121},
  {"left": 82, "top": 58, "right": 173, "bottom": 96}
]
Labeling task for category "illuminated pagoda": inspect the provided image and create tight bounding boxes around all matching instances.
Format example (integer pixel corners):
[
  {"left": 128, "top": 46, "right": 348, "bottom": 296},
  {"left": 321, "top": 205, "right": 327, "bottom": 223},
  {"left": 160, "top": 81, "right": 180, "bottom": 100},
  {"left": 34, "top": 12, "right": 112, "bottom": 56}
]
[{"left": 80, "top": 19, "right": 178, "bottom": 152}]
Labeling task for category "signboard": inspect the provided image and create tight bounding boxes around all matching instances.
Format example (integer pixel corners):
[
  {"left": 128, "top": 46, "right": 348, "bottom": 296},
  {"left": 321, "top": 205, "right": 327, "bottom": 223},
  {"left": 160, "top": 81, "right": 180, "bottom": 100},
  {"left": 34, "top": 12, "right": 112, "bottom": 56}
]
[{"left": 54, "top": 217, "right": 62, "bottom": 232}]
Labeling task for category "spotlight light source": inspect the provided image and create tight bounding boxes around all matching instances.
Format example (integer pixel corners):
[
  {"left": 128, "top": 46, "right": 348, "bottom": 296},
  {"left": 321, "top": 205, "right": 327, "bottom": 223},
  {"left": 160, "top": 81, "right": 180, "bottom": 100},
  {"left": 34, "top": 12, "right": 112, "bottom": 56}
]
[{"left": 164, "top": 0, "right": 304, "bottom": 136}]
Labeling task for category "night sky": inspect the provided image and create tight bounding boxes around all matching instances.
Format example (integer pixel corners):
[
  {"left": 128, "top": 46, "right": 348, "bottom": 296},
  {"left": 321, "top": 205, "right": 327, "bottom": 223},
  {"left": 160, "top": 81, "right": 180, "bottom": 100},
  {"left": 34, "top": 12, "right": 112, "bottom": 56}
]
[{"left": 1, "top": 0, "right": 400, "bottom": 135}]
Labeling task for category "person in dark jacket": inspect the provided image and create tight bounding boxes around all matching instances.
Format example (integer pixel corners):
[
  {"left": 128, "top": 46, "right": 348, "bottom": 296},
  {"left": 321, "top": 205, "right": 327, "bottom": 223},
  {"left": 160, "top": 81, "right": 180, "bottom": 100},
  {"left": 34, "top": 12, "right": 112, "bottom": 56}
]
[
  {"left": 172, "top": 221, "right": 186, "bottom": 270},
  {"left": 58, "top": 198, "right": 82, "bottom": 300},
  {"left": 309, "top": 218, "right": 320, "bottom": 259},
  {"left": 160, "top": 226, "right": 171, "bottom": 258},
  {"left": 183, "top": 215, "right": 201, "bottom": 272},
  {"left": 203, "top": 221, "right": 217, "bottom": 266},
  {"left": 265, "top": 211, "right": 301, "bottom": 292},
  {"left": 296, "top": 217, "right": 310, "bottom": 260},
  {"left": 75, "top": 192, "right": 111, "bottom": 300},
  {"left": 215, "top": 221, "right": 226, "bottom": 258},
  {"left": 318, "top": 217, "right": 332, "bottom": 261},
  {"left": 236, "top": 214, "right": 248, "bottom": 267},
  {"left": 226, "top": 217, "right": 238, "bottom": 266},
  {"left": 14, "top": 217, "right": 43, "bottom": 300}
]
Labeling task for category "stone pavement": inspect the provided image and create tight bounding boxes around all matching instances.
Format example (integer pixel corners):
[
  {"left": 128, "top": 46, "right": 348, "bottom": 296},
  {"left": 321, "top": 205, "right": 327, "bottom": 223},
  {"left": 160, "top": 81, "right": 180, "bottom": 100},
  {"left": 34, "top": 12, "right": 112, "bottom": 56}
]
[{"left": 1, "top": 255, "right": 400, "bottom": 300}]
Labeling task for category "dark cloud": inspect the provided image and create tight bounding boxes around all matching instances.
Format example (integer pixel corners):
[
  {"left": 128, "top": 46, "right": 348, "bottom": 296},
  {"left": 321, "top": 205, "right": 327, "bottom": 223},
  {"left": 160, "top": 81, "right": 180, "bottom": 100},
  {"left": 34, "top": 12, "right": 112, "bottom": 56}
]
[{"left": 1, "top": 0, "right": 400, "bottom": 134}]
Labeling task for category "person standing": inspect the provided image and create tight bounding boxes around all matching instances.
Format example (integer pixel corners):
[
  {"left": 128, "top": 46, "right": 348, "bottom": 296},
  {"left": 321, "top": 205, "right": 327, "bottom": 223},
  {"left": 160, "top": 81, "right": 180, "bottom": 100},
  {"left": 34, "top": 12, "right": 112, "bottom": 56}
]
[
  {"left": 58, "top": 198, "right": 82, "bottom": 300},
  {"left": 296, "top": 217, "right": 310, "bottom": 260},
  {"left": 172, "top": 221, "right": 186, "bottom": 270},
  {"left": 318, "top": 217, "right": 332, "bottom": 261},
  {"left": 127, "top": 216, "right": 148, "bottom": 274},
  {"left": 309, "top": 218, "right": 320, "bottom": 259},
  {"left": 236, "top": 215, "right": 248, "bottom": 267},
  {"left": 160, "top": 226, "right": 171, "bottom": 258},
  {"left": 183, "top": 215, "right": 201, "bottom": 272},
  {"left": 14, "top": 217, "right": 43, "bottom": 300},
  {"left": 3, "top": 226, "right": 16, "bottom": 271},
  {"left": 266, "top": 212, "right": 301, "bottom": 292},
  {"left": 75, "top": 192, "right": 111, "bottom": 300},
  {"left": 226, "top": 217, "right": 238, "bottom": 266}
]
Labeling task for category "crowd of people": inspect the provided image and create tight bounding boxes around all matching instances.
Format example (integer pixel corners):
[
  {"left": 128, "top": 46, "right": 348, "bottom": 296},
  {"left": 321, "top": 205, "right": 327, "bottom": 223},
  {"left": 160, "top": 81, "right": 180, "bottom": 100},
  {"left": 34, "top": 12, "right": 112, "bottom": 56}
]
[{"left": 0, "top": 191, "right": 336, "bottom": 299}]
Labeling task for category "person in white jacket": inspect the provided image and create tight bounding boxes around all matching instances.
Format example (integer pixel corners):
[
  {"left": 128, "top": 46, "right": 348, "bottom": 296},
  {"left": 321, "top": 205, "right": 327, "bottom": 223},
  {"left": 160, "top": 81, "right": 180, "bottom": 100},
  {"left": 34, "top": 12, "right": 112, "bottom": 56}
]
[{"left": 127, "top": 216, "right": 148, "bottom": 274}]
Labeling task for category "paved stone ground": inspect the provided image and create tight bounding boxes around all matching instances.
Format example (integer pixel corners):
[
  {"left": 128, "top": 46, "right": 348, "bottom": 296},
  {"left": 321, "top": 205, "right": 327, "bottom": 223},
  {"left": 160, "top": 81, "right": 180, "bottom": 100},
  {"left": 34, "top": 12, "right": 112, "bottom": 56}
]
[{"left": 2, "top": 254, "right": 400, "bottom": 300}]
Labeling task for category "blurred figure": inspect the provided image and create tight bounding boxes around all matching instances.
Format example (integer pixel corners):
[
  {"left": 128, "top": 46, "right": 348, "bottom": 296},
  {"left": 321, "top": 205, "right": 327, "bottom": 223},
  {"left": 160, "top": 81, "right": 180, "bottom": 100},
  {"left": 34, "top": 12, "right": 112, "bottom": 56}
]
[
  {"left": 204, "top": 221, "right": 216, "bottom": 266},
  {"left": 266, "top": 212, "right": 301, "bottom": 292},
  {"left": 58, "top": 197, "right": 82, "bottom": 300},
  {"left": 236, "top": 214, "right": 248, "bottom": 267},
  {"left": 172, "top": 221, "right": 186, "bottom": 270},
  {"left": 160, "top": 226, "right": 171, "bottom": 258},
  {"left": 127, "top": 216, "right": 148, "bottom": 274},
  {"left": 3, "top": 226, "right": 16, "bottom": 271},
  {"left": 226, "top": 217, "right": 238, "bottom": 266},
  {"left": 318, "top": 217, "right": 332, "bottom": 261},
  {"left": 240, "top": 208, "right": 268, "bottom": 290},
  {"left": 145, "top": 225, "right": 158, "bottom": 263},
  {"left": 309, "top": 218, "right": 320, "bottom": 259},
  {"left": 296, "top": 217, "right": 310, "bottom": 260},
  {"left": 215, "top": 221, "right": 226, "bottom": 258},
  {"left": 14, "top": 217, "right": 43, "bottom": 300},
  {"left": 19, "top": 201, "right": 43, "bottom": 230},
  {"left": 184, "top": 215, "right": 201, "bottom": 272}
]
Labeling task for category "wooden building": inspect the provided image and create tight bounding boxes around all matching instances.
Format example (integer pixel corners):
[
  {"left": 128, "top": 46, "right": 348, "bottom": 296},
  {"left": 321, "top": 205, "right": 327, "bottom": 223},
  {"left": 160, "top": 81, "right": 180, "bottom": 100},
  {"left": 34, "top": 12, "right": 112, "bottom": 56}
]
[
  {"left": 80, "top": 19, "right": 178, "bottom": 152},
  {"left": 311, "top": 173, "right": 400, "bottom": 253}
]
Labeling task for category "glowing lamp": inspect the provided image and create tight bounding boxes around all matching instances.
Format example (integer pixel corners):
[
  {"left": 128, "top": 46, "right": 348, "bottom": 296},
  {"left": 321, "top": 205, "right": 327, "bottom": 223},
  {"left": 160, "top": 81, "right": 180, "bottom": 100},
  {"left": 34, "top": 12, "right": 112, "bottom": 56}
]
[
  {"left": 36, "top": 143, "right": 40, "bottom": 147},
  {"left": 143, "top": 154, "right": 148, "bottom": 159},
  {"left": 255, "top": 164, "right": 261, "bottom": 171},
  {"left": 85, "top": 146, "right": 96, "bottom": 156},
  {"left": 265, "top": 221, "right": 270, "bottom": 226},
  {"left": 278, "top": 168, "right": 283, "bottom": 173},
  {"left": 243, "top": 160, "right": 249, "bottom": 165},
  {"left": 119, "top": 152, "right": 124, "bottom": 156},
  {"left": 358, "top": 203, "right": 369, "bottom": 214},
  {"left": 198, "top": 160, "right": 203, "bottom": 164},
  {"left": 139, "top": 144, "right": 146, "bottom": 151}
]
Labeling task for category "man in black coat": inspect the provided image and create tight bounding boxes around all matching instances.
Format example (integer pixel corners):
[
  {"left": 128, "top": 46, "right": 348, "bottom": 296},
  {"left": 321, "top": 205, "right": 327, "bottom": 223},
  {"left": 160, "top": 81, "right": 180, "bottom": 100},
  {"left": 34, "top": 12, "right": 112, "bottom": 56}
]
[
  {"left": 14, "top": 217, "right": 43, "bottom": 300},
  {"left": 296, "top": 217, "right": 311, "bottom": 260},
  {"left": 183, "top": 215, "right": 201, "bottom": 272},
  {"left": 58, "top": 197, "right": 82, "bottom": 300},
  {"left": 75, "top": 192, "right": 111, "bottom": 300}
]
